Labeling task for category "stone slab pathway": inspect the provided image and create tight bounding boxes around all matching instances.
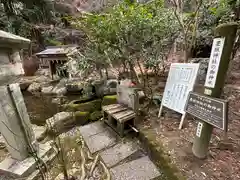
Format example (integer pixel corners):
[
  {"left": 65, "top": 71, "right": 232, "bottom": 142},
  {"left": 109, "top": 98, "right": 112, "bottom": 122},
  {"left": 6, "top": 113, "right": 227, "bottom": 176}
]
[{"left": 79, "top": 121, "right": 161, "bottom": 180}]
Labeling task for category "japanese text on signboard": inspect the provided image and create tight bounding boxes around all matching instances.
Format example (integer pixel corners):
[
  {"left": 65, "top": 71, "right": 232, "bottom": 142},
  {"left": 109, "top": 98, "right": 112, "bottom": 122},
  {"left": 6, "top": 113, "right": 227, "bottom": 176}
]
[
  {"left": 205, "top": 38, "right": 225, "bottom": 88},
  {"left": 161, "top": 63, "right": 199, "bottom": 114},
  {"left": 186, "top": 92, "right": 228, "bottom": 131}
]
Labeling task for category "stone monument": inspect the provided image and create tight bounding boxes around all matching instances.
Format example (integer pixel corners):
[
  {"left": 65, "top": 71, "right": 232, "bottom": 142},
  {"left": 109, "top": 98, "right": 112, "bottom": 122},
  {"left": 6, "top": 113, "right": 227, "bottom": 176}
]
[{"left": 0, "top": 83, "right": 56, "bottom": 179}]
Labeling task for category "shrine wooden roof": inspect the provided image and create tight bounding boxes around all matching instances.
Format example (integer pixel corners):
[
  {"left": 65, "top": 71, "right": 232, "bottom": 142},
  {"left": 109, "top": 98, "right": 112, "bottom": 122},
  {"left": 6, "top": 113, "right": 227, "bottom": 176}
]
[{"left": 36, "top": 45, "right": 78, "bottom": 58}]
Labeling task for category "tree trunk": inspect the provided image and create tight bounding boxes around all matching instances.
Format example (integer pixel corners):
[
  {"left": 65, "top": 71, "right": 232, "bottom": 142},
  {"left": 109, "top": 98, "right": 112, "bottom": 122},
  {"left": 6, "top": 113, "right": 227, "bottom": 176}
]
[
  {"left": 128, "top": 61, "right": 139, "bottom": 84},
  {"left": 104, "top": 66, "right": 109, "bottom": 79}
]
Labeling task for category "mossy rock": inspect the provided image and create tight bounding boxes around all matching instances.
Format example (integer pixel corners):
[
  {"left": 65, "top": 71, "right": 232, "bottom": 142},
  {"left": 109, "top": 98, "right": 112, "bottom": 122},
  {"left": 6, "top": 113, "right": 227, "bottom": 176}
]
[
  {"left": 45, "top": 111, "right": 90, "bottom": 137},
  {"left": 102, "top": 95, "right": 117, "bottom": 106},
  {"left": 65, "top": 99, "right": 102, "bottom": 112},
  {"left": 90, "top": 111, "right": 103, "bottom": 121},
  {"left": 74, "top": 111, "right": 90, "bottom": 125}
]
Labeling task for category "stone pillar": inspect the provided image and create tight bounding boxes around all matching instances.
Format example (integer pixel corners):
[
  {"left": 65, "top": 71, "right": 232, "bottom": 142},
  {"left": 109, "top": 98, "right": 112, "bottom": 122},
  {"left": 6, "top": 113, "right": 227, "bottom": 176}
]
[{"left": 0, "top": 83, "right": 36, "bottom": 161}]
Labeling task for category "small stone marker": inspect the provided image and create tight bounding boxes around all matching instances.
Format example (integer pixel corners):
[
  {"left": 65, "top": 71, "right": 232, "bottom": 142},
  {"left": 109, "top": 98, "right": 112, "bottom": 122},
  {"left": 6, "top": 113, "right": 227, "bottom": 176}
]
[{"left": 186, "top": 92, "right": 228, "bottom": 131}]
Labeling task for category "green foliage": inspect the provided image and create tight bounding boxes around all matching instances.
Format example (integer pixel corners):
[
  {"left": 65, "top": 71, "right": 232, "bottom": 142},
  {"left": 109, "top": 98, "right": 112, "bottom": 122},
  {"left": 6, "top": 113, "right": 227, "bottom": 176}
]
[
  {"left": 0, "top": 0, "right": 54, "bottom": 35},
  {"left": 195, "top": 0, "right": 240, "bottom": 47},
  {"left": 72, "top": 0, "right": 179, "bottom": 76}
]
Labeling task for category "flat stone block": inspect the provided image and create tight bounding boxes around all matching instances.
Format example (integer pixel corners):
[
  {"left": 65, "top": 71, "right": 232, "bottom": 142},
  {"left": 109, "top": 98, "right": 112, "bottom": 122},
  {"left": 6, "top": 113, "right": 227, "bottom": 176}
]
[
  {"left": 100, "top": 141, "right": 140, "bottom": 167},
  {"left": 80, "top": 121, "right": 107, "bottom": 138},
  {"left": 110, "top": 156, "right": 161, "bottom": 180},
  {"left": 0, "top": 143, "right": 54, "bottom": 178},
  {"left": 84, "top": 128, "right": 117, "bottom": 153}
]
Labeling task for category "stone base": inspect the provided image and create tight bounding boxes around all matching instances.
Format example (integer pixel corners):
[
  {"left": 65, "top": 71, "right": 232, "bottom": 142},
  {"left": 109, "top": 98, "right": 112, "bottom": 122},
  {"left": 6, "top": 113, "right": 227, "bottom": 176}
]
[{"left": 0, "top": 143, "right": 56, "bottom": 179}]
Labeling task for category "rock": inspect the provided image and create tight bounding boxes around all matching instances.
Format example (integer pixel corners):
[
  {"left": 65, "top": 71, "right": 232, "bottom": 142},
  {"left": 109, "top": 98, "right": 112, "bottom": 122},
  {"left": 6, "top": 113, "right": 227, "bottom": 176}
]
[
  {"left": 0, "top": 134, "right": 6, "bottom": 149},
  {"left": 74, "top": 111, "right": 90, "bottom": 125},
  {"left": 41, "top": 86, "right": 54, "bottom": 94},
  {"left": 191, "top": 58, "right": 209, "bottom": 83},
  {"left": 92, "top": 79, "right": 105, "bottom": 97},
  {"left": 217, "top": 141, "right": 235, "bottom": 151},
  {"left": 51, "top": 79, "right": 68, "bottom": 95},
  {"left": 157, "top": 81, "right": 166, "bottom": 90},
  {"left": 106, "top": 79, "right": 118, "bottom": 88},
  {"left": 102, "top": 79, "right": 118, "bottom": 96},
  {"left": 0, "top": 142, "right": 6, "bottom": 149},
  {"left": 52, "top": 97, "right": 63, "bottom": 105},
  {"left": 90, "top": 111, "right": 103, "bottom": 121},
  {"left": 46, "top": 111, "right": 89, "bottom": 136},
  {"left": 102, "top": 95, "right": 117, "bottom": 106},
  {"left": 65, "top": 99, "right": 102, "bottom": 112},
  {"left": 153, "top": 94, "right": 162, "bottom": 106},
  {"left": 35, "top": 69, "right": 50, "bottom": 76},
  {"left": 28, "top": 82, "right": 41, "bottom": 92},
  {"left": 54, "top": 87, "right": 67, "bottom": 96},
  {"left": 66, "top": 81, "right": 83, "bottom": 93},
  {"left": 138, "top": 90, "right": 145, "bottom": 104},
  {"left": 19, "top": 81, "right": 31, "bottom": 91},
  {"left": 32, "top": 125, "right": 46, "bottom": 142},
  {"left": 34, "top": 75, "right": 50, "bottom": 83},
  {"left": 46, "top": 112, "right": 73, "bottom": 128}
]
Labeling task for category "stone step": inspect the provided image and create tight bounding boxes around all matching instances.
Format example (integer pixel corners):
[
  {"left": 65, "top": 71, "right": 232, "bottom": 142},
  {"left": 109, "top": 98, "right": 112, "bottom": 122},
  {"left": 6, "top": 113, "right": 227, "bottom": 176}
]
[
  {"left": 100, "top": 140, "right": 141, "bottom": 168},
  {"left": 79, "top": 121, "right": 107, "bottom": 139},
  {"left": 110, "top": 156, "right": 161, "bottom": 180},
  {"left": 79, "top": 121, "right": 118, "bottom": 153},
  {"left": 0, "top": 143, "right": 56, "bottom": 179}
]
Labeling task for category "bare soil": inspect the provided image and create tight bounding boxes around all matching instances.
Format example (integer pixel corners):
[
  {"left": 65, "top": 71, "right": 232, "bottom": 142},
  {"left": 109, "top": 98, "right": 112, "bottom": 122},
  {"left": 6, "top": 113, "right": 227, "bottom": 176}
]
[{"left": 139, "top": 86, "right": 240, "bottom": 180}]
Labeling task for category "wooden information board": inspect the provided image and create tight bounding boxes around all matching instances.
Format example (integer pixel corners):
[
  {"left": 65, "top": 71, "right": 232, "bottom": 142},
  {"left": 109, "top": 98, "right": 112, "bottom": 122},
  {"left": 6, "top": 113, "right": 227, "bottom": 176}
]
[{"left": 158, "top": 63, "right": 200, "bottom": 129}]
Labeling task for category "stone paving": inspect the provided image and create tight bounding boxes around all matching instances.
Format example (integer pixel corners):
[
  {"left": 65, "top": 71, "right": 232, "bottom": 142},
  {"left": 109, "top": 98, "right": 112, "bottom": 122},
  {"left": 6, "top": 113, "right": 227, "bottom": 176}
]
[{"left": 79, "top": 121, "right": 161, "bottom": 180}]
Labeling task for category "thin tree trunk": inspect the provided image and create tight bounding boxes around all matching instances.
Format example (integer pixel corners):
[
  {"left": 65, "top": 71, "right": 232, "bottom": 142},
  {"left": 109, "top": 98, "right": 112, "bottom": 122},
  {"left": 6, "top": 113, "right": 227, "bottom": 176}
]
[
  {"left": 128, "top": 61, "right": 140, "bottom": 84},
  {"left": 104, "top": 66, "right": 109, "bottom": 79}
]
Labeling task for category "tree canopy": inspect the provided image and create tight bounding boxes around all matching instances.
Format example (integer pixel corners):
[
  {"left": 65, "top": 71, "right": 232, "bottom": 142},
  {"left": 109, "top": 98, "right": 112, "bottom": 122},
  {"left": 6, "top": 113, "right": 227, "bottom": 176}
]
[{"left": 72, "top": 0, "right": 179, "bottom": 80}]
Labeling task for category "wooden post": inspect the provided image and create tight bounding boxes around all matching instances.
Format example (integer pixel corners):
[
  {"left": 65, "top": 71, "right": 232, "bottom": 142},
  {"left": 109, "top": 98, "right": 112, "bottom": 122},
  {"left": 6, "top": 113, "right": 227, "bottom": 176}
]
[
  {"left": 192, "top": 23, "right": 238, "bottom": 159},
  {"left": 49, "top": 60, "right": 53, "bottom": 80}
]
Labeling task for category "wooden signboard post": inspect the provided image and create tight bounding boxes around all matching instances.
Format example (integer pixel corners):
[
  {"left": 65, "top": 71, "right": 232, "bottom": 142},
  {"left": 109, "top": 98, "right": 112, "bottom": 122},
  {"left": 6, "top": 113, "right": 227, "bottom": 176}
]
[
  {"left": 158, "top": 63, "right": 199, "bottom": 129},
  {"left": 190, "top": 23, "right": 238, "bottom": 159}
]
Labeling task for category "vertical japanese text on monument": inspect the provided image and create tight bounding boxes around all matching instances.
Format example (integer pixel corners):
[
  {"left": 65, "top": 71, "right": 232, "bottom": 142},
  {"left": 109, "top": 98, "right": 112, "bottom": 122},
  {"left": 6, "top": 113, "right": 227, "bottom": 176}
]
[{"left": 205, "top": 37, "right": 225, "bottom": 88}]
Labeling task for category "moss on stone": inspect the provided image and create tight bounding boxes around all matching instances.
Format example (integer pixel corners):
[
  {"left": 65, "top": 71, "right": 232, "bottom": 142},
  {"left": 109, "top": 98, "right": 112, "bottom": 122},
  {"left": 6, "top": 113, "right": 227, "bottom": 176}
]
[
  {"left": 102, "top": 95, "right": 117, "bottom": 106},
  {"left": 74, "top": 111, "right": 90, "bottom": 125},
  {"left": 65, "top": 99, "right": 102, "bottom": 112},
  {"left": 138, "top": 128, "right": 186, "bottom": 180},
  {"left": 90, "top": 111, "right": 103, "bottom": 121}
]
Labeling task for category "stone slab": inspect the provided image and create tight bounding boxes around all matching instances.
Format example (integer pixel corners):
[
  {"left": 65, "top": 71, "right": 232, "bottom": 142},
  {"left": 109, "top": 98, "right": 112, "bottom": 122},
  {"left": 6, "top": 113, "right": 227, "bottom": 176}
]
[
  {"left": 79, "top": 121, "right": 108, "bottom": 138},
  {"left": 100, "top": 141, "right": 140, "bottom": 167},
  {"left": 83, "top": 127, "right": 117, "bottom": 153},
  {"left": 0, "top": 143, "right": 54, "bottom": 178},
  {"left": 110, "top": 156, "right": 161, "bottom": 180}
]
